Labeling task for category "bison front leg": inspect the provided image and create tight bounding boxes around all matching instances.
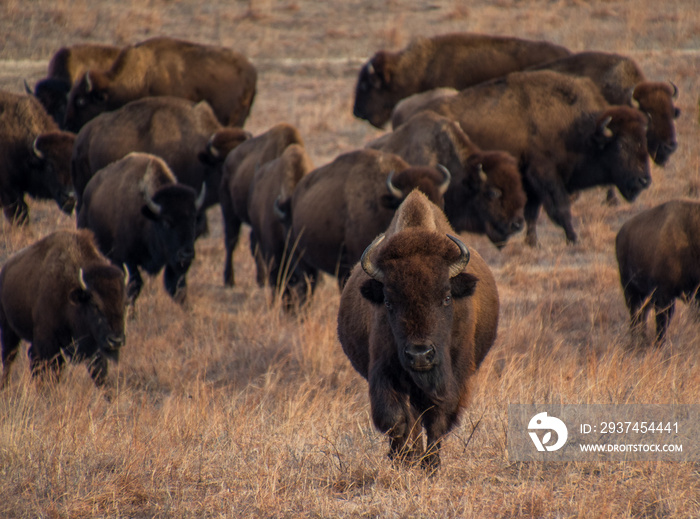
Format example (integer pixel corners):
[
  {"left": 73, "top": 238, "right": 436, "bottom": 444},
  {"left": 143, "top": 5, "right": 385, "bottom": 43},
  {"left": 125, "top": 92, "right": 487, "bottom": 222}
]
[
  {"left": 1, "top": 196, "right": 29, "bottom": 225},
  {"left": 421, "top": 406, "right": 460, "bottom": 472},
  {"left": 164, "top": 264, "right": 188, "bottom": 304},
  {"left": 220, "top": 196, "right": 241, "bottom": 287},
  {"left": 654, "top": 299, "right": 676, "bottom": 345},
  {"left": 0, "top": 324, "right": 21, "bottom": 389},
  {"left": 28, "top": 344, "right": 65, "bottom": 384}
]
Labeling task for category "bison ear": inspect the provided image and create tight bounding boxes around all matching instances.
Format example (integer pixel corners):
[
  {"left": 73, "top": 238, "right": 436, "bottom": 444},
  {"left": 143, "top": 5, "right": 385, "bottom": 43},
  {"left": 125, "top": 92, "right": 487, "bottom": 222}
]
[
  {"left": 360, "top": 278, "right": 385, "bottom": 305},
  {"left": 450, "top": 273, "right": 478, "bottom": 299},
  {"left": 380, "top": 193, "right": 402, "bottom": 210},
  {"left": 370, "top": 52, "right": 392, "bottom": 88},
  {"left": 197, "top": 150, "right": 218, "bottom": 167},
  {"left": 69, "top": 288, "right": 91, "bottom": 305}
]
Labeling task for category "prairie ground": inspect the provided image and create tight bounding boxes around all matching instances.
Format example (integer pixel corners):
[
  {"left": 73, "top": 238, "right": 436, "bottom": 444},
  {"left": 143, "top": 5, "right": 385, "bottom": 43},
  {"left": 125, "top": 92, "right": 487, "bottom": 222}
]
[{"left": 1, "top": 1, "right": 700, "bottom": 517}]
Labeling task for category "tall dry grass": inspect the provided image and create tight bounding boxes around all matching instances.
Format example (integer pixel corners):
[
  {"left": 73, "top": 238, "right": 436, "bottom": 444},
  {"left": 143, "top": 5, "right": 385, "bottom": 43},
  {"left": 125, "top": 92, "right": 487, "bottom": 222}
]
[{"left": 1, "top": 0, "right": 700, "bottom": 517}]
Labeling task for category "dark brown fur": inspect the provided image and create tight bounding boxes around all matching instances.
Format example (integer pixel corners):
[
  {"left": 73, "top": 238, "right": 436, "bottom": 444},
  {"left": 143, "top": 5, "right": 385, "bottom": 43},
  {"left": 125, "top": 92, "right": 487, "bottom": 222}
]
[
  {"left": 0, "top": 229, "right": 126, "bottom": 388},
  {"left": 393, "top": 70, "right": 651, "bottom": 246},
  {"left": 337, "top": 191, "right": 499, "bottom": 469},
  {"left": 353, "top": 32, "right": 570, "bottom": 128},
  {"left": 616, "top": 200, "right": 700, "bottom": 344},
  {"left": 282, "top": 149, "right": 449, "bottom": 287},
  {"left": 64, "top": 37, "right": 257, "bottom": 131},
  {"left": 220, "top": 123, "right": 306, "bottom": 286},
  {"left": 0, "top": 90, "right": 76, "bottom": 224},
  {"left": 367, "top": 110, "right": 526, "bottom": 246}
]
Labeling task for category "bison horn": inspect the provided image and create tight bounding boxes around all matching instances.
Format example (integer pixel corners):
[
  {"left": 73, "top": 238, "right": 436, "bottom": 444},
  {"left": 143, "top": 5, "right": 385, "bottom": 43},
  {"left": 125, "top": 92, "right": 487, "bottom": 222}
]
[
  {"left": 78, "top": 268, "right": 88, "bottom": 291},
  {"left": 122, "top": 264, "right": 130, "bottom": 287},
  {"left": 367, "top": 62, "right": 375, "bottom": 77},
  {"left": 436, "top": 164, "right": 451, "bottom": 196},
  {"left": 386, "top": 171, "right": 403, "bottom": 200},
  {"left": 273, "top": 194, "right": 288, "bottom": 221},
  {"left": 477, "top": 163, "right": 488, "bottom": 184},
  {"left": 361, "top": 233, "right": 386, "bottom": 282},
  {"left": 669, "top": 80, "right": 679, "bottom": 99},
  {"left": 144, "top": 191, "right": 162, "bottom": 216},
  {"left": 32, "top": 137, "right": 44, "bottom": 159},
  {"left": 84, "top": 71, "right": 93, "bottom": 93},
  {"left": 195, "top": 184, "right": 206, "bottom": 210},
  {"left": 24, "top": 79, "right": 33, "bottom": 95},
  {"left": 599, "top": 115, "right": 614, "bottom": 138},
  {"left": 446, "top": 234, "right": 470, "bottom": 278}
]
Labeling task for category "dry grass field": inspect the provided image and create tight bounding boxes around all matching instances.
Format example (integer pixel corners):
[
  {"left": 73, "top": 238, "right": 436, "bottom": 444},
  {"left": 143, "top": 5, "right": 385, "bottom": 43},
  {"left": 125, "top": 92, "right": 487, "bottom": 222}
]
[{"left": 1, "top": 0, "right": 700, "bottom": 517}]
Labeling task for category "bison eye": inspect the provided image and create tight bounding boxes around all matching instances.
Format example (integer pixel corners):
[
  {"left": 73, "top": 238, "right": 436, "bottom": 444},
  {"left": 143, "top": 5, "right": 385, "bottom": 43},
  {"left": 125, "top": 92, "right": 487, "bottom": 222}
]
[
  {"left": 76, "top": 97, "right": 87, "bottom": 108},
  {"left": 384, "top": 299, "right": 393, "bottom": 310},
  {"left": 442, "top": 295, "right": 452, "bottom": 307}
]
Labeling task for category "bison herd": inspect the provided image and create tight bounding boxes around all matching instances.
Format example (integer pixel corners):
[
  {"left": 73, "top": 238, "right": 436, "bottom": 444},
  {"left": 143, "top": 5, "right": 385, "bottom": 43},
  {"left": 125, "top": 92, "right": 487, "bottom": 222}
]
[{"left": 0, "top": 32, "right": 692, "bottom": 469}]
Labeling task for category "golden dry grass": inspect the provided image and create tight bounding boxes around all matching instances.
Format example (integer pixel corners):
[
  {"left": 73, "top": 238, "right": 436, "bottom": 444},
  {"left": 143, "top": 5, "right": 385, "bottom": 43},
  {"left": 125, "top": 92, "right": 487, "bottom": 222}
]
[{"left": 1, "top": 0, "right": 700, "bottom": 517}]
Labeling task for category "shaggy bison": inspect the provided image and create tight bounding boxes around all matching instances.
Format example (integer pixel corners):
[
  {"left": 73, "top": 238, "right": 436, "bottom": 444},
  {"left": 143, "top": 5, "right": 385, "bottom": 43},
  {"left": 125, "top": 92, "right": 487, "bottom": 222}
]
[
  {"left": 367, "top": 110, "right": 526, "bottom": 246},
  {"left": 0, "top": 230, "right": 126, "bottom": 388},
  {"left": 278, "top": 149, "right": 450, "bottom": 287},
  {"left": 616, "top": 200, "right": 700, "bottom": 344},
  {"left": 353, "top": 32, "right": 570, "bottom": 128},
  {"left": 337, "top": 190, "right": 499, "bottom": 469},
  {"left": 77, "top": 153, "right": 204, "bottom": 304},
  {"left": 220, "top": 123, "right": 306, "bottom": 287},
  {"left": 64, "top": 37, "right": 257, "bottom": 131},
  {"left": 0, "top": 90, "right": 76, "bottom": 224},
  {"left": 28, "top": 43, "right": 122, "bottom": 126},
  {"left": 392, "top": 70, "right": 652, "bottom": 246}
]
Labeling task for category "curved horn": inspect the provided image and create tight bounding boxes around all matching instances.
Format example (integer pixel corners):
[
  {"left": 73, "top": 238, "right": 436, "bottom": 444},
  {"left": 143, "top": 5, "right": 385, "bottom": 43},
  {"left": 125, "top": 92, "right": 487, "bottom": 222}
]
[
  {"left": 122, "top": 263, "right": 130, "bottom": 287},
  {"left": 361, "top": 234, "right": 386, "bottom": 282},
  {"left": 143, "top": 162, "right": 163, "bottom": 215},
  {"left": 84, "top": 71, "right": 93, "bottom": 93},
  {"left": 669, "top": 80, "right": 678, "bottom": 99},
  {"left": 446, "top": 234, "right": 470, "bottom": 278},
  {"left": 477, "top": 163, "right": 487, "bottom": 184},
  {"left": 78, "top": 268, "right": 88, "bottom": 290},
  {"left": 273, "top": 195, "right": 288, "bottom": 221},
  {"left": 32, "top": 137, "right": 44, "bottom": 159},
  {"left": 24, "top": 79, "right": 33, "bottom": 95},
  {"left": 385, "top": 171, "right": 403, "bottom": 200},
  {"left": 599, "top": 115, "right": 613, "bottom": 138},
  {"left": 367, "top": 61, "right": 375, "bottom": 76},
  {"left": 436, "top": 164, "right": 451, "bottom": 196},
  {"left": 194, "top": 183, "right": 206, "bottom": 210}
]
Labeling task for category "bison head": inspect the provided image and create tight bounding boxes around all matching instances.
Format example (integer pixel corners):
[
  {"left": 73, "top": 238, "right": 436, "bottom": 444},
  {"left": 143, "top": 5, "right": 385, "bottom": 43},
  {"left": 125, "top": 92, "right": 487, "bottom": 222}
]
[
  {"left": 353, "top": 52, "right": 402, "bottom": 128},
  {"left": 381, "top": 166, "right": 450, "bottom": 210},
  {"left": 592, "top": 107, "right": 651, "bottom": 202},
  {"left": 27, "top": 78, "right": 72, "bottom": 127},
  {"left": 28, "top": 132, "right": 77, "bottom": 214},
  {"left": 359, "top": 231, "right": 477, "bottom": 395},
  {"left": 64, "top": 70, "right": 113, "bottom": 132},
  {"left": 631, "top": 81, "right": 680, "bottom": 166},
  {"left": 67, "top": 265, "right": 127, "bottom": 364}
]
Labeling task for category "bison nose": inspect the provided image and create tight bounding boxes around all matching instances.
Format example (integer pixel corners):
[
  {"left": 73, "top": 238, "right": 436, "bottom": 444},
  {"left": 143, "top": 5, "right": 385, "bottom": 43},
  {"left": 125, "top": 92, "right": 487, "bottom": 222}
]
[
  {"left": 404, "top": 343, "right": 436, "bottom": 369},
  {"left": 638, "top": 176, "right": 651, "bottom": 188},
  {"left": 511, "top": 218, "right": 524, "bottom": 233},
  {"left": 106, "top": 334, "right": 125, "bottom": 350},
  {"left": 177, "top": 247, "right": 195, "bottom": 263},
  {"left": 663, "top": 140, "right": 678, "bottom": 153}
]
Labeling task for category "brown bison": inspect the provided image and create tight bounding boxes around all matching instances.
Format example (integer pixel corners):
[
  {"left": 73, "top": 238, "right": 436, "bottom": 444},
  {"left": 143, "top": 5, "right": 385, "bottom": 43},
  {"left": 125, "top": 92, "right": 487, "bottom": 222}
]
[
  {"left": 0, "top": 90, "right": 76, "bottom": 224},
  {"left": 220, "top": 123, "right": 306, "bottom": 287},
  {"left": 353, "top": 32, "right": 570, "bottom": 128},
  {"left": 64, "top": 37, "right": 257, "bottom": 131},
  {"left": 27, "top": 43, "right": 122, "bottom": 126},
  {"left": 278, "top": 149, "right": 450, "bottom": 287},
  {"left": 337, "top": 190, "right": 499, "bottom": 469},
  {"left": 531, "top": 51, "right": 680, "bottom": 167},
  {"left": 392, "top": 70, "right": 652, "bottom": 246},
  {"left": 366, "top": 110, "right": 526, "bottom": 246},
  {"left": 247, "top": 144, "right": 319, "bottom": 308},
  {"left": 616, "top": 200, "right": 700, "bottom": 344},
  {"left": 77, "top": 153, "right": 205, "bottom": 304},
  {"left": 0, "top": 229, "right": 126, "bottom": 388},
  {"left": 70, "top": 96, "right": 250, "bottom": 233}
]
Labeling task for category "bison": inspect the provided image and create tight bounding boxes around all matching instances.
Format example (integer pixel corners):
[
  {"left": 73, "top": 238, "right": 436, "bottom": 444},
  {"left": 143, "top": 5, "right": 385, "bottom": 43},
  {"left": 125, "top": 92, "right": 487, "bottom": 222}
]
[
  {"left": 392, "top": 70, "right": 652, "bottom": 246},
  {"left": 337, "top": 190, "right": 499, "bottom": 469},
  {"left": 27, "top": 43, "right": 122, "bottom": 126},
  {"left": 70, "top": 96, "right": 250, "bottom": 232},
  {"left": 353, "top": 32, "right": 570, "bottom": 128},
  {"left": 277, "top": 148, "right": 450, "bottom": 287},
  {"left": 616, "top": 200, "right": 700, "bottom": 344},
  {"left": 64, "top": 36, "right": 257, "bottom": 131},
  {"left": 0, "top": 90, "right": 76, "bottom": 224},
  {"left": 246, "top": 144, "right": 319, "bottom": 308},
  {"left": 0, "top": 229, "right": 126, "bottom": 388},
  {"left": 220, "top": 123, "right": 306, "bottom": 287},
  {"left": 366, "top": 110, "right": 526, "bottom": 247},
  {"left": 77, "top": 152, "right": 205, "bottom": 304}
]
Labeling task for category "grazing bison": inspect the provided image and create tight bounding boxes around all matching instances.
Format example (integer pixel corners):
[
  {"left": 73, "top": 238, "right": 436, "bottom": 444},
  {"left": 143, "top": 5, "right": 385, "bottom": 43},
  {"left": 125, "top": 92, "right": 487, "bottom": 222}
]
[
  {"left": 247, "top": 144, "right": 319, "bottom": 308},
  {"left": 278, "top": 149, "right": 450, "bottom": 287},
  {"left": 353, "top": 32, "right": 570, "bottom": 128},
  {"left": 616, "top": 200, "right": 700, "bottom": 344},
  {"left": 530, "top": 51, "right": 680, "bottom": 167},
  {"left": 28, "top": 43, "right": 122, "bottom": 126},
  {"left": 220, "top": 123, "right": 306, "bottom": 287},
  {"left": 64, "top": 36, "right": 257, "bottom": 131},
  {"left": 337, "top": 190, "right": 499, "bottom": 469},
  {"left": 77, "top": 153, "right": 204, "bottom": 304},
  {"left": 393, "top": 70, "right": 652, "bottom": 246},
  {"left": 367, "top": 110, "right": 526, "bottom": 246},
  {"left": 0, "top": 229, "right": 126, "bottom": 388},
  {"left": 0, "top": 90, "right": 76, "bottom": 224},
  {"left": 70, "top": 96, "right": 250, "bottom": 227}
]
